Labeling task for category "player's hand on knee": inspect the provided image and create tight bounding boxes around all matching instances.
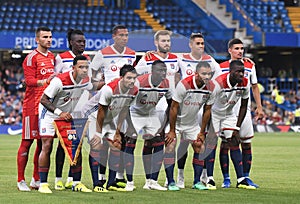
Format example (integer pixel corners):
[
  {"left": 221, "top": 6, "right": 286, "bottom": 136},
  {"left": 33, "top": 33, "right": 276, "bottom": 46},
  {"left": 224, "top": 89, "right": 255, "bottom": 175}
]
[
  {"left": 90, "top": 133, "right": 102, "bottom": 147},
  {"left": 165, "top": 131, "right": 176, "bottom": 147},
  {"left": 112, "top": 132, "right": 122, "bottom": 150}
]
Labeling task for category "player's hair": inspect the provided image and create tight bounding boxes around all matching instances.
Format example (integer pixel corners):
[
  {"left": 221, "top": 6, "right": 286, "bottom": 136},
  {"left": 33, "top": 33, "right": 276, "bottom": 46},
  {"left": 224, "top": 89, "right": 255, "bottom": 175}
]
[
  {"left": 35, "top": 26, "right": 51, "bottom": 37},
  {"left": 151, "top": 60, "right": 166, "bottom": 69},
  {"left": 229, "top": 60, "right": 244, "bottom": 71},
  {"left": 196, "top": 61, "right": 211, "bottom": 72},
  {"left": 120, "top": 64, "right": 137, "bottom": 77},
  {"left": 112, "top": 25, "right": 127, "bottom": 34},
  {"left": 73, "top": 55, "right": 88, "bottom": 66},
  {"left": 190, "top": 33, "right": 204, "bottom": 42},
  {"left": 228, "top": 38, "right": 243, "bottom": 48},
  {"left": 154, "top": 30, "right": 172, "bottom": 41},
  {"left": 67, "top": 28, "right": 85, "bottom": 50}
]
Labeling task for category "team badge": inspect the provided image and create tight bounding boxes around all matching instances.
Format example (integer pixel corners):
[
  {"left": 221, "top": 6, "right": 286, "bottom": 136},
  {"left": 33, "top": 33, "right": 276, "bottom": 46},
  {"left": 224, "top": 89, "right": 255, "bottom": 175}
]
[{"left": 53, "top": 118, "right": 89, "bottom": 166}]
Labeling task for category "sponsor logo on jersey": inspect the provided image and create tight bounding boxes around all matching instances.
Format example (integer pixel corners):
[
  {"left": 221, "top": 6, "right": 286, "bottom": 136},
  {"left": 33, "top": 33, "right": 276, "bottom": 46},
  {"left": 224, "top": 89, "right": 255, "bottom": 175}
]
[{"left": 40, "top": 68, "right": 54, "bottom": 75}]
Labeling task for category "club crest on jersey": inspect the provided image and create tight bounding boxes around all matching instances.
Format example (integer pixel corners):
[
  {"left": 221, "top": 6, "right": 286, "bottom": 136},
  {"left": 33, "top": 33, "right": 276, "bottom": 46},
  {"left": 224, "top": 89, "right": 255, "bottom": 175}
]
[
  {"left": 186, "top": 69, "right": 193, "bottom": 75},
  {"left": 67, "top": 129, "right": 77, "bottom": 141},
  {"left": 42, "top": 128, "right": 46, "bottom": 133},
  {"left": 32, "top": 130, "right": 38, "bottom": 137},
  {"left": 111, "top": 65, "right": 118, "bottom": 72},
  {"left": 170, "top": 64, "right": 175, "bottom": 69},
  {"left": 127, "top": 59, "right": 132, "bottom": 64}
]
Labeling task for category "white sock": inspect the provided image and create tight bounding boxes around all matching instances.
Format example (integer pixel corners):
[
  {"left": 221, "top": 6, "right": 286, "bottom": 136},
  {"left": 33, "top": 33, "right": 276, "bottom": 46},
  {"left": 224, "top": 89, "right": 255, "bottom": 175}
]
[
  {"left": 237, "top": 177, "right": 245, "bottom": 183},
  {"left": 72, "top": 181, "right": 80, "bottom": 186},
  {"left": 208, "top": 176, "right": 214, "bottom": 181},
  {"left": 67, "top": 177, "right": 73, "bottom": 183},
  {"left": 116, "top": 172, "right": 124, "bottom": 179},
  {"left": 55, "top": 177, "right": 62, "bottom": 183},
  {"left": 99, "top": 174, "right": 106, "bottom": 180},
  {"left": 178, "top": 169, "right": 184, "bottom": 178}
]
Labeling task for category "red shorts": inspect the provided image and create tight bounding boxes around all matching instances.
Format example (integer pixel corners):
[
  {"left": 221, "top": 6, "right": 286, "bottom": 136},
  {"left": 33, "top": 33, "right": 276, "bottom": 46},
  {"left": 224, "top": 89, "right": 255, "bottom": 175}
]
[{"left": 22, "top": 115, "right": 40, "bottom": 140}]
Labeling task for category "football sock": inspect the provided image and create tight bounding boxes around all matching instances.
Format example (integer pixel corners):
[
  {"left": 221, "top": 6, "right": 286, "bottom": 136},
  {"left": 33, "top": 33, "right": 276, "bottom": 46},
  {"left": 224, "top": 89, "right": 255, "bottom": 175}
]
[
  {"left": 177, "top": 141, "right": 189, "bottom": 169},
  {"left": 71, "top": 166, "right": 82, "bottom": 182},
  {"left": 242, "top": 146, "right": 252, "bottom": 176},
  {"left": 17, "top": 139, "right": 33, "bottom": 182},
  {"left": 219, "top": 144, "right": 229, "bottom": 178},
  {"left": 151, "top": 142, "right": 164, "bottom": 181},
  {"left": 164, "top": 151, "right": 175, "bottom": 184},
  {"left": 107, "top": 149, "right": 120, "bottom": 186},
  {"left": 55, "top": 142, "right": 65, "bottom": 178},
  {"left": 124, "top": 143, "right": 136, "bottom": 182},
  {"left": 230, "top": 145, "right": 244, "bottom": 179},
  {"left": 99, "top": 145, "right": 108, "bottom": 175},
  {"left": 89, "top": 150, "right": 100, "bottom": 186},
  {"left": 206, "top": 146, "right": 216, "bottom": 177},
  {"left": 39, "top": 167, "right": 49, "bottom": 183},
  {"left": 33, "top": 139, "right": 41, "bottom": 181},
  {"left": 192, "top": 152, "right": 204, "bottom": 184},
  {"left": 142, "top": 144, "right": 152, "bottom": 179}
]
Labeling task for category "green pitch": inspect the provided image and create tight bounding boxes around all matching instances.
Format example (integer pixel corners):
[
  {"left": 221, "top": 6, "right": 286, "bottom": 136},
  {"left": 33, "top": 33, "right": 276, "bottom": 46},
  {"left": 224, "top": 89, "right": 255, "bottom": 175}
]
[{"left": 0, "top": 132, "right": 299, "bottom": 204}]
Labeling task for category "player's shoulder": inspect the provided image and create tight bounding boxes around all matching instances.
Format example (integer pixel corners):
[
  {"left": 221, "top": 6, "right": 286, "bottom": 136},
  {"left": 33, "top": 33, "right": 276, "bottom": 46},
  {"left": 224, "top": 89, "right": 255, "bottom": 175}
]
[
  {"left": 100, "top": 46, "right": 115, "bottom": 55},
  {"left": 219, "top": 60, "right": 230, "bottom": 68},
  {"left": 205, "top": 80, "right": 216, "bottom": 91},
  {"left": 243, "top": 60, "right": 254, "bottom": 68},
  {"left": 201, "top": 54, "right": 214, "bottom": 61},
  {"left": 180, "top": 75, "right": 194, "bottom": 89},
  {"left": 168, "top": 52, "right": 178, "bottom": 59},
  {"left": 124, "top": 47, "right": 136, "bottom": 55},
  {"left": 58, "top": 51, "right": 72, "bottom": 58}
]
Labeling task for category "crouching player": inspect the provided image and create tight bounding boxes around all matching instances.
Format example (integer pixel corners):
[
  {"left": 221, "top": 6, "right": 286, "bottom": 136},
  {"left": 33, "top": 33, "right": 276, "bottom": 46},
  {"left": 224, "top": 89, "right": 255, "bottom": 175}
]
[
  {"left": 38, "top": 56, "right": 93, "bottom": 193},
  {"left": 166, "top": 61, "right": 216, "bottom": 190}
]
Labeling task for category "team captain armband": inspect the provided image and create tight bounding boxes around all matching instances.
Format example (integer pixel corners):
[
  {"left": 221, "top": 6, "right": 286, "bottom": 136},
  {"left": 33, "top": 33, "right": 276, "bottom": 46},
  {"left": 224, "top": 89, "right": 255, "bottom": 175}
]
[{"left": 54, "top": 108, "right": 63, "bottom": 116}]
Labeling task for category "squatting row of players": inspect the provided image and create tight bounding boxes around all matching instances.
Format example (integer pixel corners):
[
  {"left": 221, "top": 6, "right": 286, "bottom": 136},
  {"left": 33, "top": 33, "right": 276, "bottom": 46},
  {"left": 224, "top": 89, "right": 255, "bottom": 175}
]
[{"left": 17, "top": 25, "right": 264, "bottom": 193}]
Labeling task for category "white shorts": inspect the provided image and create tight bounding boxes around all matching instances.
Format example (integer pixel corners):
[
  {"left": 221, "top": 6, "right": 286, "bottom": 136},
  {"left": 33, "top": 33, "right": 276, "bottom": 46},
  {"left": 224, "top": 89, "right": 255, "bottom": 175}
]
[
  {"left": 239, "top": 111, "right": 254, "bottom": 143},
  {"left": 87, "top": 113, "right": 117, "bottom": 142},
  {"left": 211, "top": 112, "right": 237, "bottom": 140},
  {"left": 177, "top": 125, "right": 200, "bottom": 142},
  {"left": 39, "top": 116, "right": 57, "bottom": 137},
  {"left": 131, "top": 112, "right": 161, "bottom": 140}
]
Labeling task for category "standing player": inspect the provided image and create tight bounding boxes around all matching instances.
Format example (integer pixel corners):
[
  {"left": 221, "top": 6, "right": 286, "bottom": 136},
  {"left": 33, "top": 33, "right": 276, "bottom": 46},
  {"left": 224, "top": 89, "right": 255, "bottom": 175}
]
[
  {"left": 54, "top": 28, "right": 91, "bottom": 191},
  {"left": 93, "top": 65, "right": 138, "bottom": 191},
  {"left": 211, "top": 60, "right": 255, "bottom": 189},
  {"left": 135, "top": 30, "right": 180, "bottom": 190},
  {"left": 38, "top": 56, "right": 93, "bottom": 194},
  {"left": 125, "top": 60, "right": 172, "bottom": 191},
  {"left": 89, "top": 25, "right": 136, "bottom": 188},
  {"left": 218, "top": 38, "right": 264, "bottom": 188},
  {"left": 17, "top": 27, "right": 55, "bottom": 191},
  {"left": 175, "top": 33, "right": 220, "bottom": 189}
]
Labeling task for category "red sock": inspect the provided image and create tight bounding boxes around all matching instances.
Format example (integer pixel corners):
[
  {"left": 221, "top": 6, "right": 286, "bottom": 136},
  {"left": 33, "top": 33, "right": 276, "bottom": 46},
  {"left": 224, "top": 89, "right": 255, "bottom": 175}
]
[
  {"left": 17, "top": 139, "right": 33, "bottom": 182},
  {"left": 33, "top": 140, "right": 42, "bottom": 181}
]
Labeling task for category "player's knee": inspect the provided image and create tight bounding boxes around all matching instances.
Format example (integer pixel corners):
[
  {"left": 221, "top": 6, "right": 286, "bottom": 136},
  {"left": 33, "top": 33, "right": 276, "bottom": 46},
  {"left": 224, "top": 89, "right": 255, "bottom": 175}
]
[
  {"left": 165, "top": 141, "right": 176, "bottom": 153},
  {"left": 192, "top": 141, "right": 202, "bottom": 153},
  {"left": 241, "top": 142, "right": 251, "bottom": 150},
  {"left": 126, "top": 137, "right": 137, "bottom": 146},
  {"left": 229, "top": 136, "right": 239, "bottom": 147}
]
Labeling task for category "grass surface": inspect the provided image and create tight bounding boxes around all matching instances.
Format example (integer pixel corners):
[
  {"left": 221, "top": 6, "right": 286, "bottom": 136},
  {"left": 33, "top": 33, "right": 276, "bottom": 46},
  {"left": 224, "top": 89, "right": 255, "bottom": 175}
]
[{"left": 0, "top": 132, "right": 299, "bottom": 204}]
